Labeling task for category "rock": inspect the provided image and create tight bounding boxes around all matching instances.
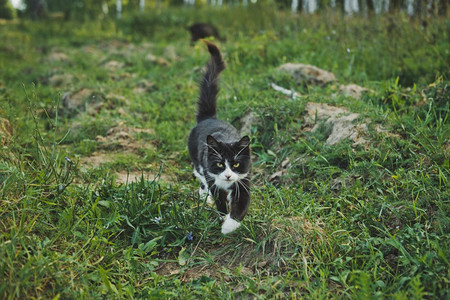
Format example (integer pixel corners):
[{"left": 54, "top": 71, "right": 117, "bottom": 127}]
[
  {"left": 278, "top": 63, "right": 336, "bottom": 86},
  {"left": 338, "top": 84, "right": 371, "bottom": 100},
  {"left": 240, "top": 111, "right": 257, "bottom": 136},
  {"left": 303, "top": 102, "right": 368, "bottom": 145}
]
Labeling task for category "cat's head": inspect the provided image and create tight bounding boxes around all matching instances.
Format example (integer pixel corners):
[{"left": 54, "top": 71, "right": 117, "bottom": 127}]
[{"left": 206, "top": 135, "right": 251, "bottom": 189}]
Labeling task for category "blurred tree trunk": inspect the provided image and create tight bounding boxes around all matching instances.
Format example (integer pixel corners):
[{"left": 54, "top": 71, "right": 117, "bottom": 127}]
[
  {"left": 117, "top": 0, "right": 122, "bottom": 18},
  {"left": 291, "top": 0, "right": 299, "bottom": 12}
]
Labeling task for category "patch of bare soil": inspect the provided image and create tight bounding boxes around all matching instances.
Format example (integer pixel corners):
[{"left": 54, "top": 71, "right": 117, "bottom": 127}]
[
  {"left": 79, "top": 152, "right": 112, "bottom": 168},
  {"left": 132, "top": 79, "right": 156, "bottom": 94},
  {"left": 46, "top": 50, "right": 70, "bottom": 63},
  {"left": 61, "top": 88, "right": 105, "bottom": 116},
  {"left": 79, "top": 123, "right": 164, "bottom": 184},
  {"left": 48, "top": 73, "right": 74, "bottom": 88},
  {"left": 113, "top": 170, "right": 171, "bottom": 184},
  {"left": 102, "top": 60, "right": 125, "bottom": 70},
  {"left": 96, "top": 123, "right": 155, "bottom": 152}
]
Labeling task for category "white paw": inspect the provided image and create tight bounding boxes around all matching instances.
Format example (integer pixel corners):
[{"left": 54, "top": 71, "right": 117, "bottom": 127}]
[
  {"left": 221, "top": 214, "right": 241, "bottom": 234},
  {"left": 206, "top": 195, "right": 214, "bottom": 205},
  {"left": 198, "top": 187, "right": 208, "bottom": 197}
]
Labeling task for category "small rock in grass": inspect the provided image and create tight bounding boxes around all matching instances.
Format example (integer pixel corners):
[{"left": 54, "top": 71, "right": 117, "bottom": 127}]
[
  {"left": 278, "top": 63, "right": 336, "bottom": 86},
  {"left": 303, "top": 102, "right": 368, "bottom": 145},
  {"left": 338, "top": 84, "right": 372, "bottom": 100}
]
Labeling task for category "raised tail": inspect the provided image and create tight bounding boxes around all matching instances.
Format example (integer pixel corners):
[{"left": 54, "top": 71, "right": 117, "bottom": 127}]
[{"left": 196, "top": 40, "right": 226, "bottom": 123}]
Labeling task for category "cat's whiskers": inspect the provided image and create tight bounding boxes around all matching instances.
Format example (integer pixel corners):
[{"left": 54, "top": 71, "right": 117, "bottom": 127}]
[
  {"left": 237, "top": 179, "right": 250, "bottom": 196},
  {"left": 234, "top": 145, "right": 249, "bottom": 160},
  {"left": 203, "top": 142, "right": 223, "bottom": 159},
  {"left": 234, "top": 182, "right": 241, "bottom": 203}
]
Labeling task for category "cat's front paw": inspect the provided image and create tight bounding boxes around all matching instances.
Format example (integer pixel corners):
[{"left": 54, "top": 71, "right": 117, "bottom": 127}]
[
  {"left": 221, "top": 214, "right": 241, "bottom": 234},
  {"left": 206, "top": 195, "right": 214, "bottom": 205}
]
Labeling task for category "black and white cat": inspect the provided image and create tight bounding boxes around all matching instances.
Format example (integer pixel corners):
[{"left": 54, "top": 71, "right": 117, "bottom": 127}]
[{"left": 188, "top": 40, "right": 251, "bottom": 234}]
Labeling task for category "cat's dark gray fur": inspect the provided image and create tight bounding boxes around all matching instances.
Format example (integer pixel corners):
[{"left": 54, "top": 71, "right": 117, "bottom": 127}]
[{"left": 188, "top": 40, "right": 251, "bottom": 234}]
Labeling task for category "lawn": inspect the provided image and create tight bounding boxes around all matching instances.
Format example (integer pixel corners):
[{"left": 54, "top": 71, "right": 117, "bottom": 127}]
[{"left": 0, "top": 7, "right": 449, "bottom": 299}]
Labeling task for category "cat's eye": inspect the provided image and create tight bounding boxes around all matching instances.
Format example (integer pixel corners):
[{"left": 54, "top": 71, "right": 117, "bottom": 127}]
[
  {"left": 233, "top": 163, "right": 240, "bottom": 168},
  {"left": 216, "top": 163, "right": 224, "bottom": 168}
]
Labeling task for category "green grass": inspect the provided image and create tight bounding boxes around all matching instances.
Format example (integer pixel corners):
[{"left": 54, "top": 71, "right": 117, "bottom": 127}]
[{"left": 1, "top": 7, "right": 449, "bottom": 299}]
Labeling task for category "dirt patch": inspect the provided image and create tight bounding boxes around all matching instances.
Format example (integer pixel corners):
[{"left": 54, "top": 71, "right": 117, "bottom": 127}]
[
  {"left": 46, "top": 50, "right": 70, "bottom": 63},
  {"left": 303, "top": 102, "right": 368, "bottom": 145},
  {"left": 132, "top": 79, "right": 156, "bottom": 94},
  {"left": 79, "top": 151, "right": 112, "bottom": 168},
  {"left": 114, "top": 170, "right": 172, "bottom": 184},
  {"left": 96, "top": 123, "right": 155, "bottom": 152},
  {"left": 102, "top": 60, "right": 125, "bottom": 70},
  {"left": 78, "top": 123, "right": 163, "bottom": 183},
  {"left": 48, "top": 73, "right": 74, "bottom": 87},
  {"left": 61, "top": 88, "right": 105, "bottom": 116}
]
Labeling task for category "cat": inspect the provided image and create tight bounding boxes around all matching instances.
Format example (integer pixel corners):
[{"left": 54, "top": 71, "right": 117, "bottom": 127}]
[{"left": 188, "top": 40, "right": 251, "bottom": 235}]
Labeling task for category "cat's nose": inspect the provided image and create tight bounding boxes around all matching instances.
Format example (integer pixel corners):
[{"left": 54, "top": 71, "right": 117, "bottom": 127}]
[{"left": 225, "top": 175, "right": 231, "bottom": 180}]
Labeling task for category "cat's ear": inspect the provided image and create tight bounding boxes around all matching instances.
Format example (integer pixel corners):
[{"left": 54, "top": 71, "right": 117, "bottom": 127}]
[
  {"left": 237, "top": 136, "right": 250, "bottom": 148},
  {"left": 207, "top": 135, "right": 219, "bottom": 148}
]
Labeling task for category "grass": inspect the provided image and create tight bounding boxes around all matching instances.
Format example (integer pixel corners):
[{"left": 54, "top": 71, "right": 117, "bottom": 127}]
[{"left": 0, "top": 6, "right": 449, "bottom": 299}]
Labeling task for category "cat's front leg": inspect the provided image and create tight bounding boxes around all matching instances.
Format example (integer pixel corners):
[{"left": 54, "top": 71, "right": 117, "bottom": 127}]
[
  {"left": 194, "top": 167, "right": 214, "bottom": 204},
  {"left": 213, "top": 189, "right": 228, "bottom": 216},
  {"left": 221, "top": 179, "right": 251, "bottom": 234}
]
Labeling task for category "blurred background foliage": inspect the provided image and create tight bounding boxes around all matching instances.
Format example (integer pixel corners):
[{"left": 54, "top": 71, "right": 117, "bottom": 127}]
[{"left": 0, "top": 0, "right": 448, "bottom": 21}]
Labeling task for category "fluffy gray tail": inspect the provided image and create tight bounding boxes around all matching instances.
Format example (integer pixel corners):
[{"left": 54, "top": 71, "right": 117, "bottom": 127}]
[{"left": 196, "top": 40, "right": 226, "bottom": 123}]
